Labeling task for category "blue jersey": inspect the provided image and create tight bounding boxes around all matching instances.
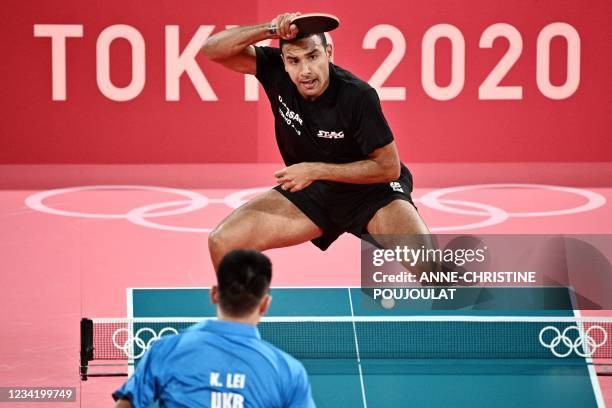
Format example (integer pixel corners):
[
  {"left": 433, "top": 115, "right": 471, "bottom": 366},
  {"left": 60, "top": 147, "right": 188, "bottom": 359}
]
[{"left": 113, "top": 320, "right": 315, "bottom": 408}]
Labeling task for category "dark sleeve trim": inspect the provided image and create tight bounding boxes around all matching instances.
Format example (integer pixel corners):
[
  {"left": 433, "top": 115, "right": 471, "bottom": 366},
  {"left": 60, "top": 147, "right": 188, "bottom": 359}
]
[
  {"left": 365, "top": 139, "right": 394, "bottom": 156},
  {"left": 112, "top": 391, "right": 133, "bottom": 403}
]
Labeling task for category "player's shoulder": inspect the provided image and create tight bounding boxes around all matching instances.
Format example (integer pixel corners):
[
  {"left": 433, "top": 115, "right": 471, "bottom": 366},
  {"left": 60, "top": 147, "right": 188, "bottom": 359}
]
[
  {"left": 332, "top": 64, "right": 374, "bottom": 93},
  {"left": 255, "top": 45, "right": 281, "bottom": 57},
  {"left": 332, "top": 64, "right": 378, "bottom": 102},
  {"left": 260, "top": 339, "right": 307, "bottom": 373},
  {"left": 254, "top": 45, "right": 282, "bottom": 66},
  {"left": 153, "top": 330, "right": 183, "bottom": 350},
  {"left": 146, "top": 324, "right": 215, "bottom": 362},
  {"left": 139, "top": 330, "right": 182, "bottom": 366},
  {"left": 254, "top": 46, "right": 285, "bottom": 82}
]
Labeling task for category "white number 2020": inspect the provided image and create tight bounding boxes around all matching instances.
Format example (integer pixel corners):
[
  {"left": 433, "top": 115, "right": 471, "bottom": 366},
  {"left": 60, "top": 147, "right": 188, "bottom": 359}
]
[{"left": 363, "top": 22, "right": 580, "bottom": 101}]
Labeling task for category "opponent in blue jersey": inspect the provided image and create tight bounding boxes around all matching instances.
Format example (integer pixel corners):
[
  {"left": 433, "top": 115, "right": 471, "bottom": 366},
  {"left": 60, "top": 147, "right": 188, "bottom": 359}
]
[{"left": 113, "top": 249, "right": 315, "bottom": 408}]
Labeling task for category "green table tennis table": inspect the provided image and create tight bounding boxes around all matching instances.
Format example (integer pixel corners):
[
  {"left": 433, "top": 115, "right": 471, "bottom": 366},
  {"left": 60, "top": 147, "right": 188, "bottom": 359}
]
[{"left": 121, "top": 286, "right": 606, "bottom": 407}]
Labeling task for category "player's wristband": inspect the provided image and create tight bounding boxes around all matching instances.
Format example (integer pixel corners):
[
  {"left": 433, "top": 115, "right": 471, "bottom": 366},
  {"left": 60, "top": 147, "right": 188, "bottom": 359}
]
[{"left": 268, "top": 23, "right": 277, "bottom": 35}]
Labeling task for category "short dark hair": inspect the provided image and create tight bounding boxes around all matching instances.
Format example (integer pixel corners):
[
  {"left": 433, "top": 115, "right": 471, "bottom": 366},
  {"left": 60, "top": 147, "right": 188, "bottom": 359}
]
[
  {"left": 279, "top": 32, "right": 327, "bottom": 53},
  {"left": 217, "top": 249, "right": 272, "bottom": 316}
]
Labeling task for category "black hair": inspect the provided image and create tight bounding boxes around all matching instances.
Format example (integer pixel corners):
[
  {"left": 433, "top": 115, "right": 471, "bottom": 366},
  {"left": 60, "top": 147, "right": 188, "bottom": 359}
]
[
  {"left": 279, "top": 32, "right": 328, "bottom": 53},
  {"left": 216, "top": 249, "right": 272, "bottom": 317}
]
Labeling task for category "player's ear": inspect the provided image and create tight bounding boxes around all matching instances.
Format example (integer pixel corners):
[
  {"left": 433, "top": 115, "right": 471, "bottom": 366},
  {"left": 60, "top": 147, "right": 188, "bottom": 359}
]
[
  {"left": 210, "top": 286, "right": 219, "bottom": 305},
  {"left": 326, "top": 43, "right": 333, "bottom": 62},
  {"left": 259, "top": 294, "right": 272, "bottom": 316}
]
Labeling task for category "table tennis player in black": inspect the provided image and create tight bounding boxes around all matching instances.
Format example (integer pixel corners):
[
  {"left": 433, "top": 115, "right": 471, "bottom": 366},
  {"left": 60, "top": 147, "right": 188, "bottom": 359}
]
[{"left": 203, "top": 12, "right": 431, "bottom": 270}]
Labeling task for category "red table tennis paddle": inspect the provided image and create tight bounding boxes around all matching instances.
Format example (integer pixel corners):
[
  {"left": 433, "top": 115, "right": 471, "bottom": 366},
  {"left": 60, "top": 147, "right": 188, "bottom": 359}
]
[
  {"left": 292, "top": 13, "right": 340, "bottom": 33},
  {"left": 271, "top": 13, "right": 340, "bottom": 35}
]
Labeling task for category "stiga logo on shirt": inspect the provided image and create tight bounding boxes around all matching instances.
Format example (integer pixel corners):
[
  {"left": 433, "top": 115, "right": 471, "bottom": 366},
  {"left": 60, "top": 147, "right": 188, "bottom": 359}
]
[
  {"left": 390, "top": 182, "right": 404, "bottom": 193},
  {"left": 317, "top": 130, "right": 345, "bottom": 139}
]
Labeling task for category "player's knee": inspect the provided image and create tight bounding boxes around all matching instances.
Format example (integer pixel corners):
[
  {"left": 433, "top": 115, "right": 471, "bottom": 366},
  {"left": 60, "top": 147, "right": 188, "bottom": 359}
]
[
  {"left": 208, "top": 227, "right": 229, "bottom": 256},
  {"left": 208, "top": 225, "right": 247, "bottom": 256}
]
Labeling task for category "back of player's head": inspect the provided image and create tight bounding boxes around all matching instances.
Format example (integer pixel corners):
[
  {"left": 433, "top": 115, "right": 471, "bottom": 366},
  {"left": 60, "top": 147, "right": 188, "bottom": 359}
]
[
  {"left": 216, "top": 249, "right": 272, "bottom": 317},
  {"left": 279, "top": 32, "right": 328, "bottom": 53}
]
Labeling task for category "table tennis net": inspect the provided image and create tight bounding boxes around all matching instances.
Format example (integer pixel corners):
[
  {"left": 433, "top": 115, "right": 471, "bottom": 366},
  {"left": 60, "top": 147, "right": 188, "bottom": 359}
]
[{"left": 81, "top": 316, "right": 612, "bottom": 365}]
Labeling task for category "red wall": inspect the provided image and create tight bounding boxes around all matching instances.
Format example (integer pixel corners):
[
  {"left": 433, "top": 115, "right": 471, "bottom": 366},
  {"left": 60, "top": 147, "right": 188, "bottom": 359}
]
[{"left": 2, "top": 0, "right": 611, "bottom": 163}]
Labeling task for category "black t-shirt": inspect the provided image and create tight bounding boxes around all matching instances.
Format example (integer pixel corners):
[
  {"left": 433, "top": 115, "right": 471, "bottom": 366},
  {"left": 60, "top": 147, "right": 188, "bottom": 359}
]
[{"left": 254, "top": 46, "right": 396, "bottom": 166}]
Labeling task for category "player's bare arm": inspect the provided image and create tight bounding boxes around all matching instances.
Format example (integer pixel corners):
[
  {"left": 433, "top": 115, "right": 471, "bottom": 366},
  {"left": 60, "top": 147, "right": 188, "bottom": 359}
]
[
  {"left": 274, "top": 142, "right": 401, "bottom": 192},
  {"left": 202, "top": 13, "right": 300, "bottom": 74},
  {"left": 114, "top": 399, "right": 131, "bottom": 408}
]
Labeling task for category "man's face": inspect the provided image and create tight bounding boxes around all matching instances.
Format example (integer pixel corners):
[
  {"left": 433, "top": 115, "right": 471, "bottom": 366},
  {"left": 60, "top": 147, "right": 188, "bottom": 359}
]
[{"left": 281, "top": 35, "right": 332, "bottom": 100}]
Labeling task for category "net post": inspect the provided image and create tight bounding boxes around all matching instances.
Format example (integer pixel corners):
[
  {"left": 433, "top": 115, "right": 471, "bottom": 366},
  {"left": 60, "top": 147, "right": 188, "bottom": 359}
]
[{"left": 80, "top": 318, "right": 94, "bottom": 381}]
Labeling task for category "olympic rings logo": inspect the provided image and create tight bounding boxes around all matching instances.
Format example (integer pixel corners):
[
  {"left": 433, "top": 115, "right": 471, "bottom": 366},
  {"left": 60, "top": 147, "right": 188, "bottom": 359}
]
[
  {"left": 112, "top": 326, "right": 179, "bottom": 359},
  {"left": 538, "top": 325, "right": 608, "bottom": 358},
  {"left": 24, "top": 183, "right": 606, "bottom": 233}
]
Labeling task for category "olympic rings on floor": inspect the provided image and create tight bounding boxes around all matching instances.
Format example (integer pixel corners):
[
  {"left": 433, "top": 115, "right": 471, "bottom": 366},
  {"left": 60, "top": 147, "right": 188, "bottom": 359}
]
[{"left": 25, "top": 184, "right": 606, "bottom": 233}]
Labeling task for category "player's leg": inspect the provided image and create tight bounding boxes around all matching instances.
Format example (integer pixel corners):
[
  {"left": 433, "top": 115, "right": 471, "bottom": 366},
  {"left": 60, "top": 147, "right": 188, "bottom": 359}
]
[
  {"left": 365, "top": 199, "right": 438, "bottom": 276},
  {"left": 208, "top": 189, "right": 323, "bottom": 270},
  {"left": 365, "top": 199, "right": 430, "bottom": 236}
]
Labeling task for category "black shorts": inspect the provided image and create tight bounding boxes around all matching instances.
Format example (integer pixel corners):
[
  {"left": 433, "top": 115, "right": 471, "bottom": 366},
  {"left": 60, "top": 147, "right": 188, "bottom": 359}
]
[{"left": 274, "top": 167, "right": 416, "bottom": 250}]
